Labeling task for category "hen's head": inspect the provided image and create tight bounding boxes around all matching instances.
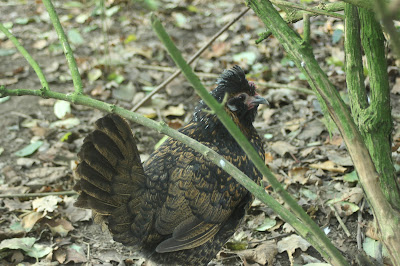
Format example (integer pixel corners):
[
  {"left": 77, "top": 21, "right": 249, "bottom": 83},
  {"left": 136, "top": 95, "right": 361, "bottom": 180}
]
[{"left": 194, "top": 65, "right": 267, "bottom": 128}]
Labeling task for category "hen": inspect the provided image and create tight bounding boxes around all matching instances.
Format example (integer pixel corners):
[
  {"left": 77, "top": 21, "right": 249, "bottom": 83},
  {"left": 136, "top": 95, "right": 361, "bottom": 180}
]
[{"left": 74, "top": 65, "right": 267, "bottom": 265}]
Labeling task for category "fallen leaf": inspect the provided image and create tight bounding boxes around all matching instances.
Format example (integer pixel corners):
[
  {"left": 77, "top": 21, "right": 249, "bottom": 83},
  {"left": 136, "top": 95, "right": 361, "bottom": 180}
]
[
  {"left": 236, "top": 241, "right": 278, "bottom": 265},
  {"left": 309, "top": 160, "right": 347, "bottom": 173},
  {"left": 62, "top": 196, "right": 92, "bottom": 223},
  {"left": 54, "top": 100, "right": 71, "bottom": 119},
  {"left": 3, "top": 198, "right": 31, "bottom": 211},
  {"left": 14, "top": 141, "right": 43, "bottom": 157},
  {"left": 271, "top": 141, "right": 297, "bottom": 156},
  {"left": 363, "top": 237, "right": 390, "bottom": 260},
  {"left": 21, "top": 212, "right": 46, "bottom": 232},
  {"left": 65, "top": 244, "right": 87, "bottom": 263},
  {"left": 32, "top": 195, "right": 62, "bottom": 213},
  {"left": 54, "top": 248, "right": 67, "bottom": 263},
  {"left": 49, "top": 117, "right": 80, "bottom": 129},
  {"left": 277, "top": 234, "right": 311, "bottom": 257},
  {"left": 288, "top": 167, "right": 309, "bottom": 184},
  {"left": 0, "top": 237, "right": 52, "bottom": 259},
  {"left": 256, "top": 218, "right": 276, "bottom": 232},
  {"left": 46, "top": 218, "right": 74, "bottom": 237},
  {"left": 162, "top": 103, "right": 186, "bottom": 117},
  {"left": 391, "top": 77, "right": 400, "bottom": 94}
]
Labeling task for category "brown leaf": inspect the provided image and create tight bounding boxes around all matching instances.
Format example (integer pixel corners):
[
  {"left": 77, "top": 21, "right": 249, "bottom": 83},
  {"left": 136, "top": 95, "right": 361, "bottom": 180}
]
[
  {"left": 271, "top": 141, "right": 297, "bottom": 157},
  {"left": 21, "top": 211, "right": 46, "bottom": 232},
  {"left": 288, "top": 167, "right": 309, "bottom": 184},
  {"left": 236, "top": 241, "right": 278, "bottom": 265},
  {"left": 309, "top": 160, "right": 347, "bottom": 173},
  {"left": 46, "top": 218, "right": 74, "bottom": 237},
  {"left": 54, "top": 248, "right": 67, "bottom": 264}
]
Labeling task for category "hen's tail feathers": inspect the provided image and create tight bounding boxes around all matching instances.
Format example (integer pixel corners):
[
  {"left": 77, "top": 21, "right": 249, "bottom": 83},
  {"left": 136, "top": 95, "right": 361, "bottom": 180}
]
[{"left": 74, "top": 114, "right": 146, "bottom": 233}]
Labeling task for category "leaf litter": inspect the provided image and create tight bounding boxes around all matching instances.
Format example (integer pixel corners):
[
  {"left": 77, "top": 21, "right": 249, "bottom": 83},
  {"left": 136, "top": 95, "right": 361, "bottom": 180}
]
[{"left": 0, "top": 0, "right": 399, "bottom": 265}]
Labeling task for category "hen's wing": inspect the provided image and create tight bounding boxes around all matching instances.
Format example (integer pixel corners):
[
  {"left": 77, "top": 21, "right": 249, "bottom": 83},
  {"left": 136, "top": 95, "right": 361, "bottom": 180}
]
[{"left": 148, "top": 137, "right": 251, "bottom": 253}]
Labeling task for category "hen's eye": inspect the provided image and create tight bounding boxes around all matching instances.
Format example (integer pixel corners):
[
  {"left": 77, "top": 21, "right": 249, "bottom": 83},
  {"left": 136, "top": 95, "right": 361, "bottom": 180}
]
[{"left": 238, "top": 94, "right": 246, "bottom": 101}]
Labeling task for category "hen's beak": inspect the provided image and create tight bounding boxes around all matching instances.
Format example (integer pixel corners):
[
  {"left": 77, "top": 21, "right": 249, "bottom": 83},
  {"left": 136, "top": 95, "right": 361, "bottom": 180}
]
[
  {"left": 247, "top": 95, "right": 268, "bottom": 110},
  {"left": 251, "top": 95, "right": 268, "bottom": 105}
]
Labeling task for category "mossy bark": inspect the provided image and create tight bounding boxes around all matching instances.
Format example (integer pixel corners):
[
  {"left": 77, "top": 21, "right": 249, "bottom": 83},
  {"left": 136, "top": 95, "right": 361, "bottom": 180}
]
[{"left": 345, "top": 6, "right": 400, "bottom": 209}]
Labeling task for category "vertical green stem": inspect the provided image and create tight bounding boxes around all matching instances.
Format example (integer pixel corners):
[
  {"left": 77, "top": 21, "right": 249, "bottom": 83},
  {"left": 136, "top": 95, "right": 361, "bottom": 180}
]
[
  {"left": 42, "top": 0, "right": 83, "bottom": 94},
  {"left": 0, "top": 23, "right": 49, "bottom": 91},
  {"left": 358, "top": 8, "right": 400, "bottom": 208}
]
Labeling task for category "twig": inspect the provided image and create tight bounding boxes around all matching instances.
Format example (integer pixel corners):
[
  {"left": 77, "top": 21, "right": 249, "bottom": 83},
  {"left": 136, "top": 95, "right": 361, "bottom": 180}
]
[
  {"left": 330, "top": 205, "right": 351, "bottom": 237},
  {"left": 303, "top": 13, "right": 311, "bottom": 44},
  {"left": 0, "top": 191, "right": 77, "bottom": 198},
  {"left": 259, "top": 81, "right": 314, "bottom": 95},
  {"left": 271, "top": 0, "right": 344, "bottom": 19},
  {"left": 256, "top": 2, "right": 345, "bottom": 44},
  {"left": 131, "top": 7, "right": 250, "bottom": 112},
  {"left": 357, "top": 199, "right": 366, "bottom": 250},
  {"left": 134, "top": 64, "right": 219, "bottom": 79}
]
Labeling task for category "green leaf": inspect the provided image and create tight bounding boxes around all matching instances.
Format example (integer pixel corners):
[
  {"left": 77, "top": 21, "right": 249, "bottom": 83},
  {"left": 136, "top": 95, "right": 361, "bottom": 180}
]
[
  {"left": 173, "top": 13, "right": 188, "bottom": 28},
  {"left": 68, "top": 29, "right": 84, "bottom": 45},
  {"left": 233, "top": 51, "right": 257, "bottom": 65},
  {"left": 263, "top": 133, "right": 273, "bottom": 140},
  {"left": 88, "top": 68, "right": 102, "bottom": 82},
  {"left": 225, "top": 241, "right": 248, "bottom": 250},
  {"left": 49, "top": 117, "right": 80, "bottom": 129},
  {"left": 105, "top": 6, "right": 120, "bottom": 17},
  {"left": 256, "top": 218, "right": 276, "bottom": 231},
  {"left": 0, "top": 49, "right": 16, "bottom": 57},
  {"left": 332, "top": 29, "right": 343, "bottom": 44},
  {"left": 0, "top": 96, "right": 10, "bottom": 103},
  {"left": 0, "top": 237, "right": 36, "bottom": 252},
  {"left": 124, "top": 34, "right": 137, "bottom": 44},
  {"left": 25, "top": 243, "right": 52, "bottom": 259},
  {"left": 107, "top": 72, "right": 124, "bottom": 84},
  {"left": 15, "top": 17, "right": 30, "bottom": 25},
  {"left": 363, "top": 237, "right": 390, "bottom": 260},
  {"left": 343, "top": 171, "right": 358, "bottom": 183},
  {"left": 14, "top": 141, "right": 43, "bottom": 157}
]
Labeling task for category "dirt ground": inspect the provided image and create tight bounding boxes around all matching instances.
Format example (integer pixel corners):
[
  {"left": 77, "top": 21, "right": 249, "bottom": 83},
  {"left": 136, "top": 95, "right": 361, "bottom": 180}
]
[{"left": 1, "top": 0, "right": 399, "bottom": 265}]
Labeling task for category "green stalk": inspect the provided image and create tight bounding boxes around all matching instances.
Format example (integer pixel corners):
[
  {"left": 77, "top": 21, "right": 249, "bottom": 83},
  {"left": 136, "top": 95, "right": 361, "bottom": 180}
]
[
  {"left": 42, "top": 0, "right": 83, "bottom": 94},
  {"left": 0, "top": 23, "right": 49, "bottom": 91}
]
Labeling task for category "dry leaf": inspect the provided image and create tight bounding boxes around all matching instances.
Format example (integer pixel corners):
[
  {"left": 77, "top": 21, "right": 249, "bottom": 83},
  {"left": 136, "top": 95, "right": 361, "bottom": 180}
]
[
  {"left": 271, "top": 141, "right": 297, "bottom": 156},
  {"left": 21, "top": 211, "right": 46, "bottom": 232},
  {"left": 236, "top": 241, "right": 277, "bottom": 265},
  {"left": 288, "top": 167, "right": 309, "bottom": 184},
  {"left": 309, "top": 160, "right": 347, "bottom": 173}
]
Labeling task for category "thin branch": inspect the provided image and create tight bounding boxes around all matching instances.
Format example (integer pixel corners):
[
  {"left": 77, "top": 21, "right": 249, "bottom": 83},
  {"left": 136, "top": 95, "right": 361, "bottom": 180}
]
[
  {"left": 259, "top": 81, "right": 314, "bottom": 95},
  {"left": 0, "top": 23, "right": 49, "bottom": 91},
  {"left": 303, "top": 13, "right": 311, "bottom": 44},
  {"left": 271, "top": 0, "right": 345, "bottom": 19},
  {"left": 42, "top": 0, "right": 83, "bottom": 94},
  {"left": 131, "top": 7, "right": 250, "bottom": 112},
  {"left": 256, "top": 2, "right": 345, "bottom": 44},
  {"left": 330, "top": 205, "right": 351, "bottom": 237},
  {"left": 0, "top": 191, "right": 77, "bottom": 198},
  {"left": 134, "top": 64, "right": 219, "bottom": 79}
]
